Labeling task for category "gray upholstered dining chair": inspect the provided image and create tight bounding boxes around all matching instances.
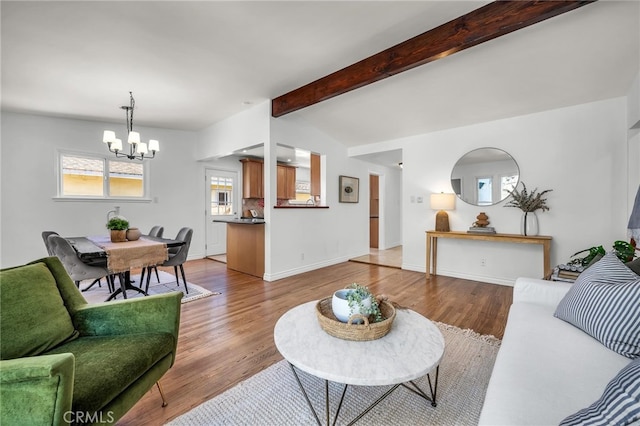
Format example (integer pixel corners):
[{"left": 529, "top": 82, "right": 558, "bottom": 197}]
[
  {"left": 47, "top": 235, "right": 114, "bottom": 292},
  {"left": 41, "top": 231, "right": 59, "bottom": 256},
  {"left": 140, "top": 225, "right": 164, "bottom": 285},
  {"left": 43, "top": 231, "right": 104, "bottom": 291},
  {"left": 145, "top": 227, "right": 192, "bottom": 294},
  {"left": 149, "top": 225, "right": 164, "bottom": 238}
]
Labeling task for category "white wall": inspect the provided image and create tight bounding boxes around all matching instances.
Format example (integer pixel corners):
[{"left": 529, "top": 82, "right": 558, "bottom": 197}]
[
  {"left": 196, "top": 104, "right": 402, "bottom": 281},
  {"left": 267, "top": 115, "right": 372, "bottom": 280},
  {"left": 0, "top": 112, "right": 203, "bottom": 268},
  {"left": 397, "top": 97, "right": 629, "bottom": 285},
  {"left": 2, "top": 91, "right": 634, "bottom": 285},
  {"left": 196, "top": 101, "right": 270, "bottom": 160},
  {"left": 628, "top": 72, "right": 640, "bottom": 219}
]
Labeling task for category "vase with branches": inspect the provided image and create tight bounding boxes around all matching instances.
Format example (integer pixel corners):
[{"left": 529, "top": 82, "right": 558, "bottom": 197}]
[{"left": 505, "top": 182, "right": 552, "bottom": 236}]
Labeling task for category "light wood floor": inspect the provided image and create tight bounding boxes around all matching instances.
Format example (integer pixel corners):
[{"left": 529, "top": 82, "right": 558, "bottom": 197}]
[
  {"left": 349, "top": 245, "right": 402, "bottom": 269},
  {"left": 118, "top": 259, "right": 512, "bottom": 425},
  {"left": 206, "top": 254, "right": 227, "bottom": 263}
]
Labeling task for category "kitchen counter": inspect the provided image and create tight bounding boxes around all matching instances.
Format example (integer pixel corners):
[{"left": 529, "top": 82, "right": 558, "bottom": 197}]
[
  {"left": 213, "top": 218, "right": 265, "bottom": 225},
  {"left": 216, "top": 220, "right": 265, "bottom": 278}
]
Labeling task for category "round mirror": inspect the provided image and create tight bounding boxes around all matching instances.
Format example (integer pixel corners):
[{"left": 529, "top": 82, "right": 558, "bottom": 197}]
[{"left": 450, "top": 148, "right": 519, "bottom": 206}]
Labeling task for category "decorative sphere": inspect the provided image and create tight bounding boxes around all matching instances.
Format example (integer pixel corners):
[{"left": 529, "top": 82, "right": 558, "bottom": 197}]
[{"left": 126, "top": 227, "right": 141, "bottom": 241}]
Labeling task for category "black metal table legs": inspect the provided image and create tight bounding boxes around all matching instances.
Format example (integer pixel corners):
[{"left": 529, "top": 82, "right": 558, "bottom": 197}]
[
  {"left": 288, "top": 363, "right": 439, "bottom": 426},
  {"left": 105, "top": 271, "right": 148, "bottom": 301}
]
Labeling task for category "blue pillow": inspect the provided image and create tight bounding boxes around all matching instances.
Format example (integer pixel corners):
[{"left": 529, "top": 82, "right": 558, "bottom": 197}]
[
  {"left": 554, "top": 252, "right": 640, "bottom": 358},
  {"left": 560, "top": 358, "right": 640, "bottom": 426}
]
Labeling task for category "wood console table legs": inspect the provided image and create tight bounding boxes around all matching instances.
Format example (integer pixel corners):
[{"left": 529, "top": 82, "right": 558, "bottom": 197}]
[{"left": 426, "top": 231, "right": 552, "bottom": 280}]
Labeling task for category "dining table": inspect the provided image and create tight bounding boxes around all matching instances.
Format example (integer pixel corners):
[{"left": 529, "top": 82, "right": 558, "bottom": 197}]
[{"left": 67, "top": 235, "right": 184, "bottom": 301}]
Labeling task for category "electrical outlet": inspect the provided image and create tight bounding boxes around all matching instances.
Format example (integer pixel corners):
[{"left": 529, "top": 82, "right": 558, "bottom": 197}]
[
  {"left": 417, "top": 196, "right": 424, "bottom": 203},
  {"left": 480, "top": 258, "right": 486, "bottom": 267},
  {"left": 301, "top": 253, "right": 305, "bottom": 261}
]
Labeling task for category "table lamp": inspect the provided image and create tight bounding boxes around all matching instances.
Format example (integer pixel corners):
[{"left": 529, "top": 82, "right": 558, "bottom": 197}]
[{"left": 430, "top": 193, "right": 456, "bottom": 232}]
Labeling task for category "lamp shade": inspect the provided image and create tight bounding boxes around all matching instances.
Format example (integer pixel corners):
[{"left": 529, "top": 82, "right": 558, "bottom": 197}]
[
  {"left": 112, "top": 138, "right": 123, "bottom": 151},
  {"left": 136, "top": 142, "right": 148, "bottom": 155},
  {"left": 430, "top": 193, "right": 456, "bottom": 210},
  {"left": 103, "top": 130, "right": 116, "bottom": 144},
  {"left": 148, "top": 140, "right": 159, "bottom": 152},
  {"left": 128, "top": 131, "right": 140, "bottom": 144}
]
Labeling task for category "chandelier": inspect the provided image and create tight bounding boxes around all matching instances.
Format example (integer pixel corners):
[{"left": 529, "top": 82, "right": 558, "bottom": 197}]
[{"left": 102, "top": 92, "right": 159, "bottom": 160}]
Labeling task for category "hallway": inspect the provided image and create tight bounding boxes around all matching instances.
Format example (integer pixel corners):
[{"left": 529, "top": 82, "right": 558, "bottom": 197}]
[{"left": 349, "top": 245, "right": 402, "bottom": 269}]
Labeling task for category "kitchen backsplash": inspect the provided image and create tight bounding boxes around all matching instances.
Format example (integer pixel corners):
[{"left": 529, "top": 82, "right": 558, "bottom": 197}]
[{"left": 242, "top": 198, "right": 264, "bottom": 217}]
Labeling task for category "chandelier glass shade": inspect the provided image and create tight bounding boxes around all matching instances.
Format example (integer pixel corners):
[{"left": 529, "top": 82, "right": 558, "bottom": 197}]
[{"left": 103, "top": 92, "right": 159, "bottom": 160}]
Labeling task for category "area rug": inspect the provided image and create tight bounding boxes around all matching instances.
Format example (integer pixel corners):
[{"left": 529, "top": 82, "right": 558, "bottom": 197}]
[
  {"left": 167, "top": 323, "right": 500, "bottom": 425},
  {"left": 81, "top": 271, "right": 220, "bottom": 304}
]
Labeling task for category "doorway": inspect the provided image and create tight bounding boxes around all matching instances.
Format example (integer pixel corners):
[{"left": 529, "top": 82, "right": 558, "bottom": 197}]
[
  {"left": 350, "top": 172, "right": 403, "bottom": 268},
  {"left": 205, "top": 169, "right": 238, "bottom": 258}
]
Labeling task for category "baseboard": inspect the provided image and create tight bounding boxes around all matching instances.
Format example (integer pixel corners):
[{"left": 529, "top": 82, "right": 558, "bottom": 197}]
[
  {"left": 263, "top": 255, "right": 353, "bottom": 282},
  {"left": 380, "top": 241, "right": 402, "bottom": 250},
  {"left": 435, "top": 270, "right": 515, "bottom": 287},
  {"left": 401, "top": 263, "right": 515, "bottom": 287}
]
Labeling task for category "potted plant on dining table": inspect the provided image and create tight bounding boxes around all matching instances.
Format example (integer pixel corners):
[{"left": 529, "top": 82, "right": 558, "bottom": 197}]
[{"left": 106, "top": 217, "right": 129, "bottom": 242}]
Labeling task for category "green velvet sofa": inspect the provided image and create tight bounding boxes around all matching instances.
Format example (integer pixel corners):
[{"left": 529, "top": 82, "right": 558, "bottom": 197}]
[{"left": 0, "top": 257, "right": 182, "bottom": 425}]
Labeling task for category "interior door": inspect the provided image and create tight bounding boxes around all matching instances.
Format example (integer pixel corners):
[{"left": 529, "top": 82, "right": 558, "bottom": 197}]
[
  {"left": 370, "top": 174, "right": 379, "bottom": 248},
  {"left": 205, "top": 169, "right": 237, "bottom": 256}
]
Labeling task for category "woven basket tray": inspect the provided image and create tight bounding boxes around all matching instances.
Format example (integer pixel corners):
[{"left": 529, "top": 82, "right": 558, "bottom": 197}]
[{"left": 315, "top": 297, "right": 396, "bottom": 341}]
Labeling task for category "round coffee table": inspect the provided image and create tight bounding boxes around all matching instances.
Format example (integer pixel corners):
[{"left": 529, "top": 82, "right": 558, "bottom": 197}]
[{"left": 274, "top": 301, "right": 445, "bottom": 425}]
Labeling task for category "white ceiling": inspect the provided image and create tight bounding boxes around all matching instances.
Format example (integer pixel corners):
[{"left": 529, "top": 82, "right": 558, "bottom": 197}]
[{"left": 2, "top": 1, "right": 639, "bottom": 158}]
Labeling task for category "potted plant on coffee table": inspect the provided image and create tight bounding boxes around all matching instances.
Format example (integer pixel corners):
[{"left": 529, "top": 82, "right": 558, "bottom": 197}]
[
  {"left": 106, "top": 217, "right": 129, "bottom": 242},
  {"left": 332, "top": 283, "right": 383, "bottom": 323}
]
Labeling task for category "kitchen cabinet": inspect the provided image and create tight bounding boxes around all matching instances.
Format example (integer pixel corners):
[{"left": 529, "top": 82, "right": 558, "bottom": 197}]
[
  {"left": 310, "top": 153, "right": 321, "bottom": 197},
  {"left": 277, "top": 164, "right": 296, "bottom": 199},
  {"left": 226, "top": 223, "right": 264, "bottom": 278},
  {"left": 241, "top": 158, "right": 263, "bottom": 198}
]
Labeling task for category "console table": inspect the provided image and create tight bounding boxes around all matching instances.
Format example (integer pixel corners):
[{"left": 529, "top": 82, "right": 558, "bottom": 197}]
[{"left": 426, "top": 231, "right": 552, "bottom": 279}]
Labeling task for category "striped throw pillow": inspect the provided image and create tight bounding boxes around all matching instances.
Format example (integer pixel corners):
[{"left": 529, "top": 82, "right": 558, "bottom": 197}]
[
  {"left": 560, "top": 358, "right": 640, "bottom": 426},
  {"left": 554, "top": 252, "right": 640, "bottom": 358}
]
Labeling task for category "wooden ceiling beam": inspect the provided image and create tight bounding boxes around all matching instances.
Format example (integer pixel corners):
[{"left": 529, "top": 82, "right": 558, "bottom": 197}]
[{"left": 272, "top": 1, "right": 594, "bottom": 117}]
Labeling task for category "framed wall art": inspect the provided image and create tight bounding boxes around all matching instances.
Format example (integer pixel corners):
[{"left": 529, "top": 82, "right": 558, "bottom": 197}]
[{"left": 339, "top": 175, "right": 359, "bottom": 203}]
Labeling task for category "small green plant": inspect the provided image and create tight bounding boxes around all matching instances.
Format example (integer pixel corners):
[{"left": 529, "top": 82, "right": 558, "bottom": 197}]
[
  {"left": 568, "top": 240, "right": 637, "bottom": 266},
  {"left": 106, "top": 217, "right": 129, "bottom": 231},
  {"left": 346, "top": 283, "right": 383, "bottom": 323},
  {"left": 504, "top": 182, "right": 552, "bottom": 212}
]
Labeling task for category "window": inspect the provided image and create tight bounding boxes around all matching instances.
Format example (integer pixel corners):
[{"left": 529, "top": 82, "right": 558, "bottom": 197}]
[
  {"left": 476, "top": 177, "right": 493, "bottom": 206},
  {"left": 59, "top": 153, "right": 147, "bottom": 199},
  {"left": 210, "top": 176, "right": 234, "bottom": 215},
  {"left": 500, "top": 174, "right": 518, "bottom": 200},
  {"left": 108, "top": 161, "right": 144, "bottom": 197}
]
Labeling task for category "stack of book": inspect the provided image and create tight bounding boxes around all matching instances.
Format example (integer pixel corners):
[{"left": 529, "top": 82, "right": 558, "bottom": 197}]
[
  {"left": 467, "top": 226, "right": 496, "bottom": 234},
  {"left": 551, "top": 264, "right": 585, "bottom": 282}
]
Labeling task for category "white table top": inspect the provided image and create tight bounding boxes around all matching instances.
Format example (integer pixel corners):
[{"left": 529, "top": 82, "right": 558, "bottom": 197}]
[{"left": 274, "top": 301, "right": 445, "bottom": 386}]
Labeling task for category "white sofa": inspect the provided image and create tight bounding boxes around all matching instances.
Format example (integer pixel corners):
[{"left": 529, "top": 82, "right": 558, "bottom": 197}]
[{"left": 478, "top": 277, "right": 631, "bottom": 426}]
